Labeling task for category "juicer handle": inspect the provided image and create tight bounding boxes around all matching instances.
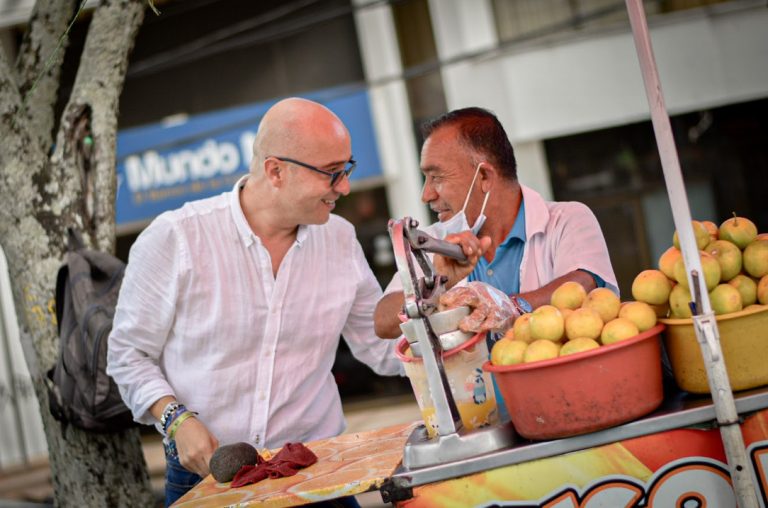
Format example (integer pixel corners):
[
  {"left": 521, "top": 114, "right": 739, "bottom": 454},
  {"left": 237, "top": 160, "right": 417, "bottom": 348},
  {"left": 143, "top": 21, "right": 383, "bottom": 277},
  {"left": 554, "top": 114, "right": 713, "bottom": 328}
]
[{"left": 409, "top": 229, "right": 469, "bottom": 264}]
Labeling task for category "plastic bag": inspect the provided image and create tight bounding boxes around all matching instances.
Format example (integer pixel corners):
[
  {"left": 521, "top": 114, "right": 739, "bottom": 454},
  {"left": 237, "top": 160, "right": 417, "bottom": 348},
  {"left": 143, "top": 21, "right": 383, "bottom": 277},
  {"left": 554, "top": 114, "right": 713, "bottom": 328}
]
[{"left": 438, "top": 281, "right": 518, "bottom": 333}]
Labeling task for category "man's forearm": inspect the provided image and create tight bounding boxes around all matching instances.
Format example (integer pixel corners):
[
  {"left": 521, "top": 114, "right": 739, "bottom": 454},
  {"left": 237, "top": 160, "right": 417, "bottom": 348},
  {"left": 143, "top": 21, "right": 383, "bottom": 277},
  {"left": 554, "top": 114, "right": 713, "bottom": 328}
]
[
  {"left": 151, "top": 395, "right": 177, "bottom": 421},
  {"left": 518, "top": 269, "right": 597, "bottom": 310},
  {"left": 374, "top": 292, "right": 405, "bottom": 338}
]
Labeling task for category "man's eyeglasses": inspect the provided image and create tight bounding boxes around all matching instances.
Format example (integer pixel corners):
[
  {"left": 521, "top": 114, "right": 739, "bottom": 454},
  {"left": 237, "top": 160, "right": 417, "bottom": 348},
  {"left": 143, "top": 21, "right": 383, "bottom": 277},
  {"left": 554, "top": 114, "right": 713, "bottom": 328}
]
[{"left": 270, "top": 156, "right": 356, "bottom": 187}]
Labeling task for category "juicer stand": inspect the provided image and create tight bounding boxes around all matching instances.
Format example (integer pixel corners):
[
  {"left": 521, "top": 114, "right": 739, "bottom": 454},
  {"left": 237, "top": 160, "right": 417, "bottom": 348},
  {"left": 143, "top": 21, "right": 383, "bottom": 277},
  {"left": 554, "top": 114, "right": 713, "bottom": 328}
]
[
  {"left": 389, "top": 217, "right": 516, "bottom": 469},
  {"left": 389, "top": 217, "right": 465, "bottom": 436}
]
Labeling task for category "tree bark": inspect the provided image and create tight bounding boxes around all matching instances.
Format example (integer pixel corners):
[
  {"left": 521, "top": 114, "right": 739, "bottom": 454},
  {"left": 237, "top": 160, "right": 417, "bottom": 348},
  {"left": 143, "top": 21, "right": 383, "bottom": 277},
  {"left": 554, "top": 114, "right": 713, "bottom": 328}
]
[
  {"left": 0, "top": 0, "right": 153, "bottom": 506},
  {"left": 16, "top": 0, "right": 76, "bottom": 155}
]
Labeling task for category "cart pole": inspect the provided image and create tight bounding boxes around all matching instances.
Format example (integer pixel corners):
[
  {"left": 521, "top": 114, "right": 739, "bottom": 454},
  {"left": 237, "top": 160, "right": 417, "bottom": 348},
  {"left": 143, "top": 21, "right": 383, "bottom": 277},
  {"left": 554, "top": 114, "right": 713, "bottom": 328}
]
[{"left": 624, "top": 1, "right": 759, "bottom": 505}]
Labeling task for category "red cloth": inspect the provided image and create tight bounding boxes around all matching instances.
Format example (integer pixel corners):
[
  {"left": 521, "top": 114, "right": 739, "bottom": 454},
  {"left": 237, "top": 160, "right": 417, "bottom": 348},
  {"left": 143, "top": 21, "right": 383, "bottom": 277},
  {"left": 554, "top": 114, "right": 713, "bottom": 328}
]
[{"left": 231, "top": 442, "right": 318, "bottom": 487}]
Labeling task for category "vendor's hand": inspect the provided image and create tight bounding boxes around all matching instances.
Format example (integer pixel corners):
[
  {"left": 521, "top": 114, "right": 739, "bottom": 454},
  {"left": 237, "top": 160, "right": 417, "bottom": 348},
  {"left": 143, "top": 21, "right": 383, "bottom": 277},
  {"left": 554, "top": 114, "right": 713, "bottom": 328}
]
[
  {"left": 439, "top": 281, "right": 519, "bottom": 333},
  {"left": 434, "top": 232, "right": 491, "bottom": 288},
  {"left": 174, "top": 416, "right": 219, "bottom": 477}
]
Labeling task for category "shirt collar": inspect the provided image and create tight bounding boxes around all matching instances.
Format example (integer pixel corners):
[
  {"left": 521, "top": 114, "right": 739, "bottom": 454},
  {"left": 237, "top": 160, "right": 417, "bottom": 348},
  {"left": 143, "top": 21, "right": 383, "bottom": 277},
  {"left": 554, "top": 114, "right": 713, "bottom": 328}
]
[
  {"left": 230, "top": 175, "right": 256, "bottom": 246},
  {"left": 229, "top": 175, "right": 308, "bottom": 247},
  {"left": 520, "top": 183, "right": 550, "bottom": 240},
  {"left": 295, "top": 225, "right": 309, "bottom": 246},
  {"left": 499, "top": 199, "right": 527, "bottom": 248}
]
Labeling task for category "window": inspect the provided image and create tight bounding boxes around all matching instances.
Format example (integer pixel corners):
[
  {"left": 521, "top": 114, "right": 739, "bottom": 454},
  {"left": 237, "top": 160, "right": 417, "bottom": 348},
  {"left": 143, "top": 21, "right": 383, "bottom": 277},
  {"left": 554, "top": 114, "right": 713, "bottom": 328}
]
[{"left": 544, "top": 99, "right": 768, "bottom": 296}]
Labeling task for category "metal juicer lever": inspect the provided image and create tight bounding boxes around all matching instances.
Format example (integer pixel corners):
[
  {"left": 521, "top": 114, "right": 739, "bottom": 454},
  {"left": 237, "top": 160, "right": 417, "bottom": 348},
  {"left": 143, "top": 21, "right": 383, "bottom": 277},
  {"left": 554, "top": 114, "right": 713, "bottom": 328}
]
[
  {"left": 406, "top": 228, "right": 468, "bottom": 266},
  {"left": 389, "top": 217, "right": 464, "bottom": 436},
  {"left": 396, "top": 218, "right": 468, "bottom": 316}
]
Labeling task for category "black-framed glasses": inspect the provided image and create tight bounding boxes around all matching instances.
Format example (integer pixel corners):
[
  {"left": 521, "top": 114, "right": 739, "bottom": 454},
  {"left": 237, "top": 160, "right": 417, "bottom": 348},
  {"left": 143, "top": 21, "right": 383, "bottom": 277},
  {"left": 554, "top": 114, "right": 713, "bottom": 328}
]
[{"left": 270, "top": 155, "right": 356, "bottom": 187}]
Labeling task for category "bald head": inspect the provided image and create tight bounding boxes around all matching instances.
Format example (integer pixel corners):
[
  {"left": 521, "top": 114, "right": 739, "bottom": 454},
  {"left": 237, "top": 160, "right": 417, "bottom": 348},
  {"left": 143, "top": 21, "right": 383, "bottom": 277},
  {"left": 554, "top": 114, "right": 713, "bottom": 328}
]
[{"left": 252, "top": 98, "right": 351, "bottom": 171}]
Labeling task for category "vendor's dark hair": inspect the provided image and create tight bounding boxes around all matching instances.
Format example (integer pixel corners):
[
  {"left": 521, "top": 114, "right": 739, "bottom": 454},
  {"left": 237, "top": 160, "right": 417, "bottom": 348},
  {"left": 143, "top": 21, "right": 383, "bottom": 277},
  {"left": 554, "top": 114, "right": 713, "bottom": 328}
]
[{"left": 421, "top": 107, "right": 517, "bottom": 181}]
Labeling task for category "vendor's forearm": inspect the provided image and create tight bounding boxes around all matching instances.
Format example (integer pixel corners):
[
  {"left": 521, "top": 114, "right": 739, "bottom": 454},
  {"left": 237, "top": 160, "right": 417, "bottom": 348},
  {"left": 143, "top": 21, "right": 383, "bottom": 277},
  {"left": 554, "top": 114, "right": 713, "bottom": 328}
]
[
  {"left": 374, "top": 292, "right": 405, "bottom": 339},
  {"left": 518, "top": 270, "right": 597, "bottom": 310}
]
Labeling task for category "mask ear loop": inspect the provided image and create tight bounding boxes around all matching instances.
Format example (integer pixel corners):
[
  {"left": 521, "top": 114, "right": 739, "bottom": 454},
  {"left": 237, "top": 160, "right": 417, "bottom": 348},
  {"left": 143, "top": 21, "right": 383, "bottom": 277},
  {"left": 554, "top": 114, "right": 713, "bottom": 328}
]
[
  {"left": 471, "top": 189, "right": 491, "bottom": 235},
  {"left": 478, "top": 187, "right": 491, "bottom": 216},
  {"left": 461, "top": 162, "right": 484, "bottom": 213},
  {"left": 464, "top": 163, "right": 490, "bottom": 235}
]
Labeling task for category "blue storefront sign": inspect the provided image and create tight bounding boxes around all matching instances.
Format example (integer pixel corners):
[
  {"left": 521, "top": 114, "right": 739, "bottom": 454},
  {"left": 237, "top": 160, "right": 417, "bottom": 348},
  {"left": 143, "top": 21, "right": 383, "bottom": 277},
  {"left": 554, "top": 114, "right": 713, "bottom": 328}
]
[{"left": 116, "top": 85, "right": 383, "bottom": 229}]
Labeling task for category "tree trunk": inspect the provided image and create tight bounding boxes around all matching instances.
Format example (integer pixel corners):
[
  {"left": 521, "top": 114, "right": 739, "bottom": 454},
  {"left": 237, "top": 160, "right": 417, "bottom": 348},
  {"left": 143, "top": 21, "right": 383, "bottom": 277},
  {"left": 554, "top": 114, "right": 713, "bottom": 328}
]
[
  {"left": 16, "top": 0, "right": 75, "bottom": 155},
  {"left": 0, "top": 0, "right": 153, "bottom": 506}
]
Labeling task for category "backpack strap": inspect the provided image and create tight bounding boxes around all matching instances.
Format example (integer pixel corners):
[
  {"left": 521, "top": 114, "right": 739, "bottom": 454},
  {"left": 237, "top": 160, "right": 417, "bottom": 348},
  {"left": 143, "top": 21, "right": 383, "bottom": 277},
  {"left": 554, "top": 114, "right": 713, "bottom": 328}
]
[
  {"left": 67, "top": 227, "right": 85, "bottom": 252},
  {"left": 54, "top": 263, "right": 69, "bottom": 335},
  {"left": 79, "top": 250, "right": 126, "bottom": 285}
]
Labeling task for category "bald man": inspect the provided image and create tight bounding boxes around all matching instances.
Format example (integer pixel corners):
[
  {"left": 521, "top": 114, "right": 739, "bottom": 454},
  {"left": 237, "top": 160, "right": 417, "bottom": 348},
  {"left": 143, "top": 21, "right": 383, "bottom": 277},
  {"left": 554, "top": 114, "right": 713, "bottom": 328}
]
[{"left": 108, "top": 98, "right": 402, "bottom": 506}]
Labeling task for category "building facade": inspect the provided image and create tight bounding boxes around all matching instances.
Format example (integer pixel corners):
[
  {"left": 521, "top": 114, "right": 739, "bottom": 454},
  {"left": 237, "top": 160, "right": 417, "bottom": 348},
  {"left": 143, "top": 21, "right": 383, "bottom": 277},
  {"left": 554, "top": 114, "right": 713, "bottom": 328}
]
[{"left": 359, "top": 0, "right": 768, "bottom": 292}]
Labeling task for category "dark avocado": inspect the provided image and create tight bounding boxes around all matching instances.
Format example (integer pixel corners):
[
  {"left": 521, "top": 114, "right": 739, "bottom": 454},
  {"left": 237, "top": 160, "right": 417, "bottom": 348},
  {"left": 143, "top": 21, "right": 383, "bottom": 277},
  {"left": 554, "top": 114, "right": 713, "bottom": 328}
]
[{"left": 209, "top": 442, "right": 259, "bottom": 483}]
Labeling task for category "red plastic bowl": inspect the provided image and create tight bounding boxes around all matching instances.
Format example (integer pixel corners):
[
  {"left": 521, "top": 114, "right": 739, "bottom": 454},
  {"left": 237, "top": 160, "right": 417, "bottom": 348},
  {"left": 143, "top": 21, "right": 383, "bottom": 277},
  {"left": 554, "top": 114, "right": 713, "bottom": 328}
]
[{"left": 483, "top": 324, "right": 665, "bottom": 440}]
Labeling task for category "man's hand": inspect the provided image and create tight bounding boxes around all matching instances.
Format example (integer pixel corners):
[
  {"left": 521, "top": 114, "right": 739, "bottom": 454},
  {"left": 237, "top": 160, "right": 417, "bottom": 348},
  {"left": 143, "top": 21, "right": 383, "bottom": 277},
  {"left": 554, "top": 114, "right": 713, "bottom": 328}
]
[
  {"left": 434, "top": 232, "right": 492, "bottom": 289},
  {"left": 174, "top": 416, "right": 219, "bottom": 477},
  {"left": 439, "top": 281, "right": 519, "bottom": 333}
]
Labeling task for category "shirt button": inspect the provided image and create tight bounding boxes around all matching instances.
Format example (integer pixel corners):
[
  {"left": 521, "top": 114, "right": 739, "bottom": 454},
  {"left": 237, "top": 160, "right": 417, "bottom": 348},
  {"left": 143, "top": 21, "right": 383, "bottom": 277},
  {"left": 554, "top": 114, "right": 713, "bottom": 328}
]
[
  {"left": 259, "top": 393, "right": 266, "bottom": 401},
  {"left": 487, "top": 269, "right": 494, "bottom": 276}
]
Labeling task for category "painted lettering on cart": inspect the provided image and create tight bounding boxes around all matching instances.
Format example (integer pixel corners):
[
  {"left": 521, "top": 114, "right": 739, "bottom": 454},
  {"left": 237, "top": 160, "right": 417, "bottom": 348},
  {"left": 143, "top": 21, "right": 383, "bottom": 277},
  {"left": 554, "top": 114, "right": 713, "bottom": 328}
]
[
  {"left": 482, "top": 447, "right": 768, "bottom": 508},
  {"left": 751, "top": 441, "right": 768, "bottom": 504}
]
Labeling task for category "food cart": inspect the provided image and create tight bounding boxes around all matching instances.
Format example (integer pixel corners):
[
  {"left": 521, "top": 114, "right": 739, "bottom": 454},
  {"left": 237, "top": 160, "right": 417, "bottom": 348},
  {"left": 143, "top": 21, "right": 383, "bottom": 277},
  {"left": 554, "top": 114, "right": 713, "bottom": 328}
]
[
  {"left": 174, "top": 387, "right": 768, "bottom": 506},
  {"left": 174, "top": 1, "right": 767, "bottom": 505}
]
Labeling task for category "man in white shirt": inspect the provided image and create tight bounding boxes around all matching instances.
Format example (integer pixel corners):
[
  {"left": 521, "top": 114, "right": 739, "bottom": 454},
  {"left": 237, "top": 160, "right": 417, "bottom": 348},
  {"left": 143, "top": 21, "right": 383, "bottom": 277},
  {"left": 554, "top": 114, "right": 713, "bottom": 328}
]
[
  {"left": 373, "top": 107, "right": 617, "bottom": 419},
  {"left": 108, "top": 98, "right": 402, "bottom": 506}
]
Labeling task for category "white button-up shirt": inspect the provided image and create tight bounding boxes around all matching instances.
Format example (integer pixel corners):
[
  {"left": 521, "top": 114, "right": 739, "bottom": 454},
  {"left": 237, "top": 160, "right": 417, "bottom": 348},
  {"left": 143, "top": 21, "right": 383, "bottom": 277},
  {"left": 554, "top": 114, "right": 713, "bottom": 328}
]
[{"left": 107, "top": 180, "right": 402, "bottom": 449}]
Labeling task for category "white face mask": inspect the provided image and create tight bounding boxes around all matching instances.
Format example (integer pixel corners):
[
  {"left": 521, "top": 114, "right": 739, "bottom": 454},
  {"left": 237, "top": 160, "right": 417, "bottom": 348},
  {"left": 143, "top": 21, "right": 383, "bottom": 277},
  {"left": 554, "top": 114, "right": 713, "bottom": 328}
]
[{"left": 430, "top": 163, "right": 490, "bottom": 240}]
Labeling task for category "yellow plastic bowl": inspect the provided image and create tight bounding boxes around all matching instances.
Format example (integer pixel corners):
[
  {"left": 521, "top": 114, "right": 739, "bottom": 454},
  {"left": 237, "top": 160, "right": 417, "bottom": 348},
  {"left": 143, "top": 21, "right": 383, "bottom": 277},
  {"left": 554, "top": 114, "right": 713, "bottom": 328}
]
[{"left": 660, "top": 304, "right": 768, "bottom": 394}]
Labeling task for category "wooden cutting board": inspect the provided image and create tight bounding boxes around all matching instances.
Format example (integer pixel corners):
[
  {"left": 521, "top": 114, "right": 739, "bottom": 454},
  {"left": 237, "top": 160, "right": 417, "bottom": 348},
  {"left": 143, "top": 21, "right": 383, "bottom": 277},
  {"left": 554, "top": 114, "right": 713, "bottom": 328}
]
[{"left": 174, "top": 421, "right": 417, "bottom": 507}]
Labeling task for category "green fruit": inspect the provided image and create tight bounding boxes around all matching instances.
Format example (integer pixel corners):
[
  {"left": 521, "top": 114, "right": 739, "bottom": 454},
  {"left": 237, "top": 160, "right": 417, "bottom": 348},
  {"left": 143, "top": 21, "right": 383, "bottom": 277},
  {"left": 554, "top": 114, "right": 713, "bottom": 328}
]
[
  {"left": 758, "top": 275, "right": 768, "bottom": 305},
  {"left": 673, "top": 251, "right": 721, "bottom": 291},
  {"left": 709, "top": 284, "right": 742, "bottom": 315},
  {"left": 673, "top": 220, "right": 710, "bottom": 250},
  {"left": 728, "top": 274, "right": 757, "bottom": 307},
  {"left": 669, "top": 284, "right": 693, "bottom": 319},
  {"left": 719, "top": 215, "right": 757, "bottom": 249},
  {"left": 743, "top": 239, "right": 768, "bottom": 278},
  {"left": 560, "top": 337, "right": 600, "bottom": 356},
  {"left": 209, "top": 442, "right": 259, "bottom": 483},
  {"left": 705, "top": 240, "right": 742, "bottom": 282}
]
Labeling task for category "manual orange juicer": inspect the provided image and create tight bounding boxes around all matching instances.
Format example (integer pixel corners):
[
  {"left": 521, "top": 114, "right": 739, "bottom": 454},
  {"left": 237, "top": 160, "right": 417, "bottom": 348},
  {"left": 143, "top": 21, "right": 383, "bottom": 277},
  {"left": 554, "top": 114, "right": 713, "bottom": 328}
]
[{"left": 389, "top": 217, "right": 515, "bottom": 469}]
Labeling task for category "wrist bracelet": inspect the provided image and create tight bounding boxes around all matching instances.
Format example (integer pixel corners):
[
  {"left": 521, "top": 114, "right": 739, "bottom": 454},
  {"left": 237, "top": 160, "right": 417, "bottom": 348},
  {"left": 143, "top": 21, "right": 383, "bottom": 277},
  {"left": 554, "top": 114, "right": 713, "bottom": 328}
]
[
  {"left": 160, "top": 401, "right": 180, "bottom": 428},
  {"left": 167, "top": 410, "right": 197, "bottom": 441},
  {"left": 510, "top": 295, "right": 532, "bottom": 314},
  {"left": 164, "top": 404, "right": 188, "bottom": 433}
]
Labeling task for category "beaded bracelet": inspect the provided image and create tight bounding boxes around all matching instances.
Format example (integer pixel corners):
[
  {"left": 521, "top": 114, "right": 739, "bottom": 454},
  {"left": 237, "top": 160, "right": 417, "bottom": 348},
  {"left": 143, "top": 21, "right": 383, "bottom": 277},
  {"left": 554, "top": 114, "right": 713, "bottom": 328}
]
[
  {"left": 163, "top": 404, "right": 189, "bottom": 434},
  {"left": 160, "top": 401, "right": 180, "bottom": 428},
  {"left": 167, "top": 410, "right": 197, "bottom": 441}
]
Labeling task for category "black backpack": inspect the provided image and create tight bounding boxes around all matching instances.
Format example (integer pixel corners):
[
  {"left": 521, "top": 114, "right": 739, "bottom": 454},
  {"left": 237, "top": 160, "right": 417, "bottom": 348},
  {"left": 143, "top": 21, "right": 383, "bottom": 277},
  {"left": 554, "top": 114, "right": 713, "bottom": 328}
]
[{"left": 47, "top": 229, "right": 136, "bottom": 432}]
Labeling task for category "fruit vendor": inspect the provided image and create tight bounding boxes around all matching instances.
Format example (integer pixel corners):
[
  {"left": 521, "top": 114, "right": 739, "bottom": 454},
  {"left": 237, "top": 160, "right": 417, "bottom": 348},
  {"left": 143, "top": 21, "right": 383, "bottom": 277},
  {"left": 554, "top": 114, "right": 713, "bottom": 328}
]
[
  {"left": 108, "top": 98, "right": 402, "bottom": 507},
  {"left": 374, "top": 107, "right": 618, "bottom": 419}
]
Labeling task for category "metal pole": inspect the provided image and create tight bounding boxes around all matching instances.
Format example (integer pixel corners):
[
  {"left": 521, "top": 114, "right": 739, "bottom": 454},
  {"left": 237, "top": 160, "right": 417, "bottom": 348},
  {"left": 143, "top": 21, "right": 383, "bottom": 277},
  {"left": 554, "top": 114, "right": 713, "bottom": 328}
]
[{"left": 624, "top": 1, "right": 759, "bottom": 506}]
